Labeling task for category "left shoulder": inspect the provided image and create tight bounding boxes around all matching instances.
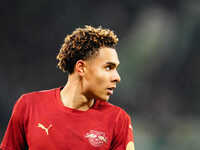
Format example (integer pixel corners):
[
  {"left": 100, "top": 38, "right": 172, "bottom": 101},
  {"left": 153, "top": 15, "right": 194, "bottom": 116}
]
[{"left": 103, "top": 101, "right": 130, "bottom": 120}]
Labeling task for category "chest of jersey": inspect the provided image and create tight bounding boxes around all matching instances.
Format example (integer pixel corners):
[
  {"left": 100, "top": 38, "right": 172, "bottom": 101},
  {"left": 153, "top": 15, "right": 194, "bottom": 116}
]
[{"left": 26, "top": 106, "right": 114, "bottom": 150}]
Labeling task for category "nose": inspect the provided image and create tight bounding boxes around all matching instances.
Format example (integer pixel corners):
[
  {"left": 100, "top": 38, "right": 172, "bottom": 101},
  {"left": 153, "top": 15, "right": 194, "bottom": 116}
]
[{"left": 112, "top": 70, "right": 121, "bottom": 83}]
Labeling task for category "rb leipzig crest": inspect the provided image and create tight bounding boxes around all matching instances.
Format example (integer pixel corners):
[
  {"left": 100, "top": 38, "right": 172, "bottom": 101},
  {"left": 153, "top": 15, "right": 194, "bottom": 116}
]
[{"left": 85, "top": 130, "right": 107, "bottom": 147}]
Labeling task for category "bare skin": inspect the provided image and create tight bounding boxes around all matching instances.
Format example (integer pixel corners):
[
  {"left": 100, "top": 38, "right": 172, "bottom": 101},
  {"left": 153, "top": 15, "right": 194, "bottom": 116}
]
[{"left": 60, "top": 47, "right": 120, "bottom": 111}]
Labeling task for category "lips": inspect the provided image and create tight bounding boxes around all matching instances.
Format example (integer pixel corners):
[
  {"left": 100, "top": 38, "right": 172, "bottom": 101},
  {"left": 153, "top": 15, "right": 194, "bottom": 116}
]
[{"left": 107, "top": 87, "right": 115, "bottom": 95}]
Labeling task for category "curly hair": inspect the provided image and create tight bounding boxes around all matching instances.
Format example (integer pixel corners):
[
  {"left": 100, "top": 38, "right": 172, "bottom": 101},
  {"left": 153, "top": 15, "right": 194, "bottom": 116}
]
[{"left": 56, "top": 25, "right": 119, "bottom": 74}]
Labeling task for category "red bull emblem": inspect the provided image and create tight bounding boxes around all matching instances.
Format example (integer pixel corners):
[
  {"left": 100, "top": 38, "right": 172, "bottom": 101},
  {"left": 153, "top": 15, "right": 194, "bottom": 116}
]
[{"left": 85, "top": 130, "right": 107, "bottom": 147}]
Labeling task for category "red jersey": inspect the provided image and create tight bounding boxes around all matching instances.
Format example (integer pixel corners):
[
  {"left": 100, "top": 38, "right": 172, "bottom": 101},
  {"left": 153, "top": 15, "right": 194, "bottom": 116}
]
[{"left": 0, "top": 88, "right": 134, "bottom": 150}]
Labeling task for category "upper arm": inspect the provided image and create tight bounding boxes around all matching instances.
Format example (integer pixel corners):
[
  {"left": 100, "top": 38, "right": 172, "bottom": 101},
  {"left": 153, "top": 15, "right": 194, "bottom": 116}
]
[
  {"left": 111, "top": 110, "right": 135, "bottom": 150},
  {"left": 0, "top": 95, "right": 28, "bottom": 150}
]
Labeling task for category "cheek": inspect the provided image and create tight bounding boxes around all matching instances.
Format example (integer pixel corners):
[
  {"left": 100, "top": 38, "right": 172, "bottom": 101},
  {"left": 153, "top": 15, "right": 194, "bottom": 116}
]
[
  {"left": 86, "top": 67, "right": 110, "bottom": 89},
  {"left": 87, "top": 70, "right": 104, "bottom": 87},
  {"left": 95, "top": 70, "right": 108, "bottom": 84},
  {"left": 90, "top": 75, "right": 104, "bottom": 88},
  {"left": 93, "top": 73, "right": 111, "bottom": 93}
]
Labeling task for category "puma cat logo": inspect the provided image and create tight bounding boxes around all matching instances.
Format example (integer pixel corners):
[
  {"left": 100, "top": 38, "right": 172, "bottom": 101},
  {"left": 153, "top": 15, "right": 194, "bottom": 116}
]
[{"left": 37, "top": 123, "right": 52, "bottom": 135}]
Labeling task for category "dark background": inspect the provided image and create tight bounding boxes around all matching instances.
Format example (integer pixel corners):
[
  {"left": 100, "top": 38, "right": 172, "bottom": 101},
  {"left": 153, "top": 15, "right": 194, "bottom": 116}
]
[{"left": 1, "top": 0, "right": 200, "bottom": 149}]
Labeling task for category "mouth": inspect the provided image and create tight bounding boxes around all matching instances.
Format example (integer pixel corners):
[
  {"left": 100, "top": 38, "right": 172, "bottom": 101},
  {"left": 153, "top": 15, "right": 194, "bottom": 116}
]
[{"left": 107, "top": 87, "right": 115, "bottom": 95}]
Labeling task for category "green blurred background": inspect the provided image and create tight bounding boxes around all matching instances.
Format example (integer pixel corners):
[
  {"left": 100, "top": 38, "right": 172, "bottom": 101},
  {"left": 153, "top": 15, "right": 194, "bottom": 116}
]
[{"left": 1, "top": 0, "right": 200, "bottom": 149}]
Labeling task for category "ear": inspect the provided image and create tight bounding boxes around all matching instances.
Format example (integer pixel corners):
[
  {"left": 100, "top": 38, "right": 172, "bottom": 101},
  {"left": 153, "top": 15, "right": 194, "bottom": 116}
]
[{"left": 75, "top": 60, "right": 86, "bottom": 76}]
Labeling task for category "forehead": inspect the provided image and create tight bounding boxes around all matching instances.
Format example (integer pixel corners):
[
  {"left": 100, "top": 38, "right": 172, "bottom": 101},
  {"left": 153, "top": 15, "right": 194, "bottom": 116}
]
[{"left": 91, "top": 47, "right": 120, "bottom": 65}]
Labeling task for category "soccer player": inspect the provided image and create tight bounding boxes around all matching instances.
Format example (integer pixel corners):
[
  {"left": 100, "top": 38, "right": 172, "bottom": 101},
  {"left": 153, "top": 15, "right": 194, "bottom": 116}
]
[{"left": 0, "top": 25, "right": 135, "bottom": 150}]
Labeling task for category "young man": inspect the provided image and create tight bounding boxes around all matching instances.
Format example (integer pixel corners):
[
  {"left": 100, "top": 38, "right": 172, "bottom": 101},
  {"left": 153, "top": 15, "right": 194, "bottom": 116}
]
[{"left": 0, "top": 25, "right": 135, "bottom": 150}]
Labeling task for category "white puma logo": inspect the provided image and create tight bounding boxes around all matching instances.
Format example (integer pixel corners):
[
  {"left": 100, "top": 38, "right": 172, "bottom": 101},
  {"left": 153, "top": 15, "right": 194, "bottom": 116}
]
[{"left": 37, "top": 123, "right": 52, "bottom": 135}]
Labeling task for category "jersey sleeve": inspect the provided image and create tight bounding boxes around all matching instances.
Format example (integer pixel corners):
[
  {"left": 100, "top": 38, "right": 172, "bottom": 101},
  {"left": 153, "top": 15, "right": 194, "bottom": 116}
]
[
  {"left": 111, "top": 109, "right": 134, "bottom": 150},
  {"left": 0, "top": 95, "right": 28, "bottom": 150}
]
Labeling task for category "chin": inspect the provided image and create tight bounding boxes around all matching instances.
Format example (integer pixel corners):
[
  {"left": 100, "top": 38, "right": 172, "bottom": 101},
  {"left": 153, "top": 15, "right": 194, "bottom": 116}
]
[
  {"left": 94, "top": 95, "right": 109, "bottom": 101},
  {"left": 99, "top": 96, "right": 110, "bottom": 101}
]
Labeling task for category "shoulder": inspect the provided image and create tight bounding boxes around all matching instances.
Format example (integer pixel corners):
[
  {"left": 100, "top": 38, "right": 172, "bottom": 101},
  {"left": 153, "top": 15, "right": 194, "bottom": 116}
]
[
  {"left": 22, "top": 88, "right": 57, "bottom": 98},
  {"left": 106, "top": 101, "right": 129, "bottom": 114},
  {"left": 111, "top": 104, "right": 130, "bottom": 123},
  {"left": 97, "top": 100, "right": 130, "bottom": 121},
  {"left": 12, "top": 88, "right": 58, "bottom": 117},
  {"left": 15, "top": 88, "right": 58, "bottom": 107}
]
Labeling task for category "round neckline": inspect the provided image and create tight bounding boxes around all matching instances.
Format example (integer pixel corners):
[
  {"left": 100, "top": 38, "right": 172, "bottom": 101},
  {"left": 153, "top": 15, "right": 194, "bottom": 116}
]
[{"left": 55, "top": 87, "right": 100, "bottom": 114}]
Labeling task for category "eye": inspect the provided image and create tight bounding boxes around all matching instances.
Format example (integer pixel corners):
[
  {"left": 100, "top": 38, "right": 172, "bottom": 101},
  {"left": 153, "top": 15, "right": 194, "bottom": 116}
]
[{"left": 105, "top": 66, "right": 112, "bottom": 71}]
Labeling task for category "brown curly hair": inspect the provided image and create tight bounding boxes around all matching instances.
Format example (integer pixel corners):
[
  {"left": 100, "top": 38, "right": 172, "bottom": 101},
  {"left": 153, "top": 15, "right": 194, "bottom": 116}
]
[{"left": 56, "top": 25, "right": 119, "bottom": 74}]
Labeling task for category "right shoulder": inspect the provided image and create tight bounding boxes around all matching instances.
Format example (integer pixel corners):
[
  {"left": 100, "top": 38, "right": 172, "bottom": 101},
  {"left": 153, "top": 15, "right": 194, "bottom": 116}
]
[{"left": 15, "top": 88, "right": 58, "bottom": 106}]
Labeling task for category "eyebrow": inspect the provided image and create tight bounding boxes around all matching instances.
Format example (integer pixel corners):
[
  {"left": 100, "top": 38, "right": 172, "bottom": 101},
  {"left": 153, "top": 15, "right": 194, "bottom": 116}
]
[{"left": 105, "top": 62, "right": 120, "bottom": 67}]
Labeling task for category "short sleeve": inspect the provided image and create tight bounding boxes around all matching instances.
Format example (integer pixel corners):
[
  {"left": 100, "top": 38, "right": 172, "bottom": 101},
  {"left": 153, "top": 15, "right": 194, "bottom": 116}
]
[
  {"left": 0, "top": 95, "right": 28, "bottom": 150},
  {"left": 111, "top": 109, "right": 134, "bottom": 150}
]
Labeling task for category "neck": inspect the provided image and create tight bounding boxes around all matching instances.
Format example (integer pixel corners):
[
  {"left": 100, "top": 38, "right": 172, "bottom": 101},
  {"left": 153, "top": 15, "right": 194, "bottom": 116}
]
[{"left": 60, "top": 75, "right": 94, "bottom": 111}]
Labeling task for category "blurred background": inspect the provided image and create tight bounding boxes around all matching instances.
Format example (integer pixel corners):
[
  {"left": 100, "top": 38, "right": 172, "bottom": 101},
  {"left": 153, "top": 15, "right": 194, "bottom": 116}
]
[{"left": 1, "top": 0, "right": 200, "bottom": 149}]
